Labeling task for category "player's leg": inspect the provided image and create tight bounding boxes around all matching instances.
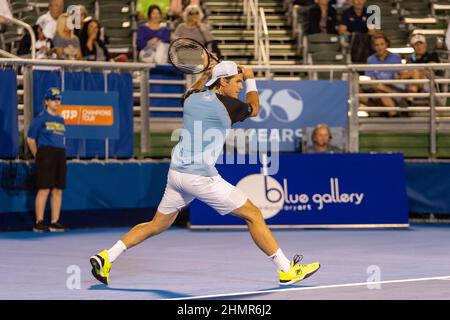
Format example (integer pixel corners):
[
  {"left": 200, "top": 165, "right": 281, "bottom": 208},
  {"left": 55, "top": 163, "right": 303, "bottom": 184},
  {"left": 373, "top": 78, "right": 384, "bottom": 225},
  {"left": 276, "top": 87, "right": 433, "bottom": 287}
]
[
  {"left": 231, "top": 199, "right": 321, "bottom": 286},
  {"left": 89, "top": 169, "right": 193, "bottom": 285},
  {"left": 121, "top": 210, "right": 179, "bottom": 250},
  {"left": 231, "top": 199, "right": 279, "bottom": 256},
  {"left": 193, "top": 173, "right": 320, "bottom": 286}
]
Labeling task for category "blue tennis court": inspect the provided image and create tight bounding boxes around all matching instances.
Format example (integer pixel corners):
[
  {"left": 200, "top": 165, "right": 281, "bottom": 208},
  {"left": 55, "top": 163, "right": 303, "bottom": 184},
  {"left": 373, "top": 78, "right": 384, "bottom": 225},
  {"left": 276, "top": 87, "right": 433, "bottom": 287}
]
[{"left": 1, "top": 224, "right": 449, "bottom": 300}]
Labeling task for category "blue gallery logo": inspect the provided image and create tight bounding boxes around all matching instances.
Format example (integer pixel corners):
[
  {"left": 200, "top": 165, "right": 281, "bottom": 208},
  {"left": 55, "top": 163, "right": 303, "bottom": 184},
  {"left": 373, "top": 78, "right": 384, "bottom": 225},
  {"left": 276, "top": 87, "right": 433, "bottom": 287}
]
[{"left": 236, "top": 175, "right": 365, "bottom": 219}]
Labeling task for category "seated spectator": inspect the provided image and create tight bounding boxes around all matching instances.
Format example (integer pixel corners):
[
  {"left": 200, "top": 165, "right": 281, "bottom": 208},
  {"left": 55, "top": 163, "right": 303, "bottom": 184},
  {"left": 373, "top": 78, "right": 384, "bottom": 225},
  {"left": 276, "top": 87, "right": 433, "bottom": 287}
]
[
  {"left": 169, "top": 0, "right": 201, "bottom": 21},
  {"left": 18, "top": 24, "right": 57, "bottom": 59},
  {"left": 304, "top": 124, "right": 343, "bottom": 153},
  {"left": 136, "top": 0, "right": 171, "bottom": 22},
  {"left": 137, "top": 5, "right": 170, "bottom": 64},
  {"left": 400, "top": 34, "right": 443, "bottom": 105},
  {"left": 173, "top": 4, "right": 221, "bottom": 58},
  {"left": 53, "top": 13, "right": 82, "bottom": 60},
  {"left": 0, "top": 0, "right": 12, "bottom": 33},
  {"left": 338, "top": 0, "right": 376, "bottom": 62},
  {"left": 307, "top": 0, "right": 337, "bottom": 35},
  {"left": 80, "top": 19, "right": 110, "bottom": 61},
  {"left": 36, "top": 0, "right": 64, "bottom": 39},
  {"left": 446, "top": 21, "right": 450, "bottom": 53},
  {"left": 364, "top": 32, "right": 406, "bottom": 117}
]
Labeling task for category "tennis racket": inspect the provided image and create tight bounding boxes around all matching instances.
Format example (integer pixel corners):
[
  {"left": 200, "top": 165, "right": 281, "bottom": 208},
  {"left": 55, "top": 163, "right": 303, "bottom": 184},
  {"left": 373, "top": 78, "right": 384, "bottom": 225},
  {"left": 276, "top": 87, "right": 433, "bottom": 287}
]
[{"left": 168, "top": 37, "right": 220, "bottom": 74}]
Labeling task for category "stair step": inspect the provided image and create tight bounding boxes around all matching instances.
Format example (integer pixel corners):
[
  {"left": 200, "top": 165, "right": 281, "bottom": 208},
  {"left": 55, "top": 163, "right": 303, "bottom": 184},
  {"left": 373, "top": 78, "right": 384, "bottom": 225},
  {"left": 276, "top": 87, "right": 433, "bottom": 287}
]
[
  {"left": 206, "top": 7, "right": 284, "bottom": 13},
  {"left": 209, "top": 14, "right": 286, "bottom": 20},
  {"left": 210, "top": 21, "right": 287, "bottom": 27},
  {"left": 216, "top": 35, "right": 292, "bottom": 41},
  {"left": 219, "top": 44, "right": 296, "bottom": 50},
  {"left": 212, "top": 29, "right": 290, "bottom": 35},
  {"left": 222, "top": 51, "right": 297, "bottom": 56},
  {"left": 204, "top": 0, "right": 283, "bottom": 4}
]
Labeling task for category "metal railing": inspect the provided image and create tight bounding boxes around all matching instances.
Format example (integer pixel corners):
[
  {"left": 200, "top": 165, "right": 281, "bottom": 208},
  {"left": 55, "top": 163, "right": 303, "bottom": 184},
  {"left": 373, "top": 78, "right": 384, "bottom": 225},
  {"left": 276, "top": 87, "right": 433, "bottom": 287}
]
[
  {"left": 0, "top": 14, "right": 35, "bottom": 59},
  {"left": 243, "top": 0, "right": 270, "bottom": 68},
  {"left": 1, "top": 58, "right": 450, "bottom": 159},
  {"left": 0, "top": 58, "right": 156, "bottom": 156}
]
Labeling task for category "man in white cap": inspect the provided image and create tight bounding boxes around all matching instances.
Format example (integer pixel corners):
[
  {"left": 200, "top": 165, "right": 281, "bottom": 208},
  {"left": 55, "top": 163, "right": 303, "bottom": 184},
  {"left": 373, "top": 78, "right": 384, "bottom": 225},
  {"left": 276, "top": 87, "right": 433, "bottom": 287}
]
[
  {"left": 400, "top": 34, "right": 441, "bottom": 103},
  {"left": 89, "top": 61, "right": 321, "bottom": 286}
]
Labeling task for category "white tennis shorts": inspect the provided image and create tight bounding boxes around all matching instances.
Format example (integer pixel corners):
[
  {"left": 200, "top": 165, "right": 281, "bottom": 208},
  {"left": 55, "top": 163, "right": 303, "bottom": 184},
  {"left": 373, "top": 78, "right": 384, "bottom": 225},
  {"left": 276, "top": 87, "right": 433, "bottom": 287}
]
[{"left": 157, "top": 169, "right": 248, "bottom": 215}]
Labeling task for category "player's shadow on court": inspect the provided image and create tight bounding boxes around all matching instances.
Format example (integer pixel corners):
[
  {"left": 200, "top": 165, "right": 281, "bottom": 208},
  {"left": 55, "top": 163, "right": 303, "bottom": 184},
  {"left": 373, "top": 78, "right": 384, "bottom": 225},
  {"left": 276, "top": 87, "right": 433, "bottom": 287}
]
[{"left": 88, "top": 284, "right": 191, "bottom": 299}]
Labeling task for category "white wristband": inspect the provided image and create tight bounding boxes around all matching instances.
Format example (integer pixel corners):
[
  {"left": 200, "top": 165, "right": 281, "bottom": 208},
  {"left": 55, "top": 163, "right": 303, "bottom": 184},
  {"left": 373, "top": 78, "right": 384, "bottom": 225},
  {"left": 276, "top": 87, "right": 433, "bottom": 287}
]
[{"left": 245, "top": 79, "right": 258, "bottom": 94}]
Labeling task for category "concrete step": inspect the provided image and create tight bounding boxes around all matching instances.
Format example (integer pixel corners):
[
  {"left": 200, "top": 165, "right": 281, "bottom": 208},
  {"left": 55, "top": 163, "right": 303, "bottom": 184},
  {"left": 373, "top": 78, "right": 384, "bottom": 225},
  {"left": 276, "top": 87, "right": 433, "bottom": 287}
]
[
  {"left": 206, "top": 7, "right": 284, "bottom": 13},
  {"left": 208, "top": 14, "right": 286, "bottom": 21},
  {"left": 212, "top": 29, "right": 290, "bottom": 35},
  {"left": 219, "top": 43, "right": 296, "bottom": 50},
  {"left": 215, "top": 35, "right": 292, "bottom": 41},
  {"left": 210, "top": 21, "right": 287, "bottom": 27},
  {"left": 221, "top": 50, "right": 297, "bottom": 56}
]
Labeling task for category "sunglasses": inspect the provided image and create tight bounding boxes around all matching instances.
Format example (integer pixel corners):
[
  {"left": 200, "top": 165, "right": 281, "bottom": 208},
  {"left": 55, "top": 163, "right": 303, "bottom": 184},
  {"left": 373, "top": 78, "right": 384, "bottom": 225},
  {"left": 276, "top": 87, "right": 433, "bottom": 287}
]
[{"left": 188, "top": 11, "right": 199, "bottom": 15}]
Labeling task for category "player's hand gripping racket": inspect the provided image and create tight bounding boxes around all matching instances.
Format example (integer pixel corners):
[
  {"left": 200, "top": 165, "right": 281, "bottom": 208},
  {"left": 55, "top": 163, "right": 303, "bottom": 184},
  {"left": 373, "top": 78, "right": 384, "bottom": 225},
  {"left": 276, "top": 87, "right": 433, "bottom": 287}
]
[{"left": 168, "top": 38, "right": 220, "bottom": 74}]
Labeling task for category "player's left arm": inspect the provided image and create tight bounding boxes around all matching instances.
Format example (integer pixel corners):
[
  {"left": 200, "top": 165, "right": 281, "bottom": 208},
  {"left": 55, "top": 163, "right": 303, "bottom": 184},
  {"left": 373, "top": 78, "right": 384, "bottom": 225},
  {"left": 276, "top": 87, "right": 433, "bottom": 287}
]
[{"left": 240, "top": 66, "right": 259, "bottom": 117}]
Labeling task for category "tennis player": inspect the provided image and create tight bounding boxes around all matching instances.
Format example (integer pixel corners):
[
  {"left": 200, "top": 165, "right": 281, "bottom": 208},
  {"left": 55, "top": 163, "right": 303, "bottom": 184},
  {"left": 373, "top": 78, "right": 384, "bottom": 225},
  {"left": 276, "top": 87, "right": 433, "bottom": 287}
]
[{"left": 90, "top": 61, "right": 320, "bottom": 286}]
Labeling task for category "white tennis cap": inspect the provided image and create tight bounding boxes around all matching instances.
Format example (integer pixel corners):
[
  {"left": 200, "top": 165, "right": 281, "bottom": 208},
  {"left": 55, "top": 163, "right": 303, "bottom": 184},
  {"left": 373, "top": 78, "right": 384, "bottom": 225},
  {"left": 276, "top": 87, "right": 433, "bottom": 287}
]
[
  {"left": 410, "top": 34, "right": 426, "bottom": 45},
  {"left": 205, "top": 61, "right": 239, "bottom": 87}
]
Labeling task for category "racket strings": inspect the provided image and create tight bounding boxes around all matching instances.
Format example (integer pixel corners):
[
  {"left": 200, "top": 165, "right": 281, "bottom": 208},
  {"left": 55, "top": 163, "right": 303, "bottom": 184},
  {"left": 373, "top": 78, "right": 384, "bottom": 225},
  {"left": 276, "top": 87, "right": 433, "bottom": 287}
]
[{"left": 168, "top": 38, "right": 210, "bottom": 74}]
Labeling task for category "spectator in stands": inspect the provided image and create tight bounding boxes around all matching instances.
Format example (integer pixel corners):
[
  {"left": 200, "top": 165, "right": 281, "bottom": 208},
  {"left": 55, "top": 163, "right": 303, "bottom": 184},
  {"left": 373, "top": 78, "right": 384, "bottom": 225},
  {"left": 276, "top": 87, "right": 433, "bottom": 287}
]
[
  {"left": 304, "top": 123, "right": 343, "bottom": 153},
  {"left": 136, "top": 0, "right": 171, "bottom": 22},
  {"left": 364, "top": 32, "right": 406, "bottom": 117},
  {"left": 53, "top": 13, "right": 82, "bottom": 60},
  {"left": 18, "top": 24, "right": 58, "bottom": 59},
  {"left": 80, "top": 19, "right": 110, "bottom": 61},
  {"left": 338, "top": 0, "right": 376, "bottom": 62},
  {"left": 0, "top": 0, "right": 12, "bottom": 33},
  {"left": 137, "top": 5, "right": 170, "bottom": 64},
  {"left": 400, "top": 34, "right": 442, "bottom": 105},
  {"left": 73, "top": 5, "right": 88, "bottom": 39},
  {"left": 169, "top": 0, "right": 202, "bottom": 22},
  {"left": 36, "top": 0, "right": 64, "bottom": 39},
  {"left": 173, "top": 4, "right": 221, "bottom": 58},
  {"left": 338, "top": 0, "right": 374, "bottom": 36},
  {"left": 307, "top": 0, "right": 337, "bottom": 35}
]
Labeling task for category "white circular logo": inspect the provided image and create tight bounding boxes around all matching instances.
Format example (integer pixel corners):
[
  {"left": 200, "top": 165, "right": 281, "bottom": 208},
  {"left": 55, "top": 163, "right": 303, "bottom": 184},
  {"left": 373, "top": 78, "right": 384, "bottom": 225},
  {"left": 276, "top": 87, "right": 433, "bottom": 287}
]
[
  {"left": 271, "top": 89, "right": 303, "bottom": 123},
  {"left": 249, "top": 89, "right": 303, "bottom": 123},
  {"left": 236, "top": 174, "right": 284, "bottom": 219}
]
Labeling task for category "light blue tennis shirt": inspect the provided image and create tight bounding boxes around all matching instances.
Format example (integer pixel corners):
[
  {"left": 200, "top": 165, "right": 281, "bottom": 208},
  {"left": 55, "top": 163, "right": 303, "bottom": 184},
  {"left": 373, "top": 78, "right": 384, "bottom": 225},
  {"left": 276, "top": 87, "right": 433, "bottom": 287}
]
[{"left": 170, "top": 90, "right": 252, "bottom": 177}]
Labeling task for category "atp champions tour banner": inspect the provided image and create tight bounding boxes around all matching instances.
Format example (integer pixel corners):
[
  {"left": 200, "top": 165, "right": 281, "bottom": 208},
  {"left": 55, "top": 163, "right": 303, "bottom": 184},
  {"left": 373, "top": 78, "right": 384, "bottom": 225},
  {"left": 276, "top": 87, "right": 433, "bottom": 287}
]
[
  {"left": 234, "top": 80, "right": 348, "bottom": 151},
  {"left": 58, "top": 91, "right": 120, "bottom": 140},
  {"left": 190, "top": 153, "right": 409, "bottom": 228}
]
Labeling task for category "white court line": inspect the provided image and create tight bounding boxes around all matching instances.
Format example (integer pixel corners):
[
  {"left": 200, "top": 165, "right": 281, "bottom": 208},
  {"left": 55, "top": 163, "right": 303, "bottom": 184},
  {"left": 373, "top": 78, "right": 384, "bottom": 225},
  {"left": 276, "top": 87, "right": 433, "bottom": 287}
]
[{"left": 166, "top": 275, "right": 450, "bottom": 300}]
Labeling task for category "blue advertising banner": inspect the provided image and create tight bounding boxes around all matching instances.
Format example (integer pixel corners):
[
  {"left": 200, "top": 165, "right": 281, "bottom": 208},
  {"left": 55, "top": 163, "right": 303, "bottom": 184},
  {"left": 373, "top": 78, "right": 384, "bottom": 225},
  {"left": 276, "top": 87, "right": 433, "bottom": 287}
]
[
  {"left": 32, "top": 70, "right": 133, "bottom": 158},
  {"left": 59, "top": 91, "right": 120, "bottom": 140},
  {"left": 0, "top": 69, "right": 18, "bottom": 158},
  {"left": 234, "top": 80, "right": 348, "bottom": 151},
  {"left": 190, "top": 153, "right": 409, "bottom": 228}
]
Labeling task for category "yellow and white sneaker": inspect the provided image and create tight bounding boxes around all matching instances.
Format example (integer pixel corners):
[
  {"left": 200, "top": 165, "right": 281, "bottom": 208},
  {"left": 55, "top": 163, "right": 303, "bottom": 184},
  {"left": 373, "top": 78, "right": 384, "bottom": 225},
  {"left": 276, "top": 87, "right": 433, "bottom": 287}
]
[
  {"left": 278, "top": 255, "right": 320, "bottom": 286},
  {"left": 90, "top": 250, "right": 111, "bottom": 285}
]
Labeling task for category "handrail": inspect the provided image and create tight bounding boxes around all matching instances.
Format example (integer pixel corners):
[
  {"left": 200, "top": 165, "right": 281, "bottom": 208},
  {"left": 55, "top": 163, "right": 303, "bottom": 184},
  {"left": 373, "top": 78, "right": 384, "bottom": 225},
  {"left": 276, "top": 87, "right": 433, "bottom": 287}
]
[
  {"left": 258, "top": 7, "right": 270, "bottom": 67},
  {"left": 0, "top": 48, "right": 22, "bottom": 59},
  {"left": 0, "top": 58, "right": 155, "bottom": 69},
  {"left": 0, "top": 14, "right": 35, "bottom": 60}
]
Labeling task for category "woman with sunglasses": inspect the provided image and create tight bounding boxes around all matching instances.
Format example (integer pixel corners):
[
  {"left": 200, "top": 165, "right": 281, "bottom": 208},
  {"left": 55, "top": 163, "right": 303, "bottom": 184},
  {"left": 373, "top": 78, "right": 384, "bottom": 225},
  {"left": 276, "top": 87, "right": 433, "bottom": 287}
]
[{"left": 172, "top": 4, "right": 220, "bottom": 58}]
